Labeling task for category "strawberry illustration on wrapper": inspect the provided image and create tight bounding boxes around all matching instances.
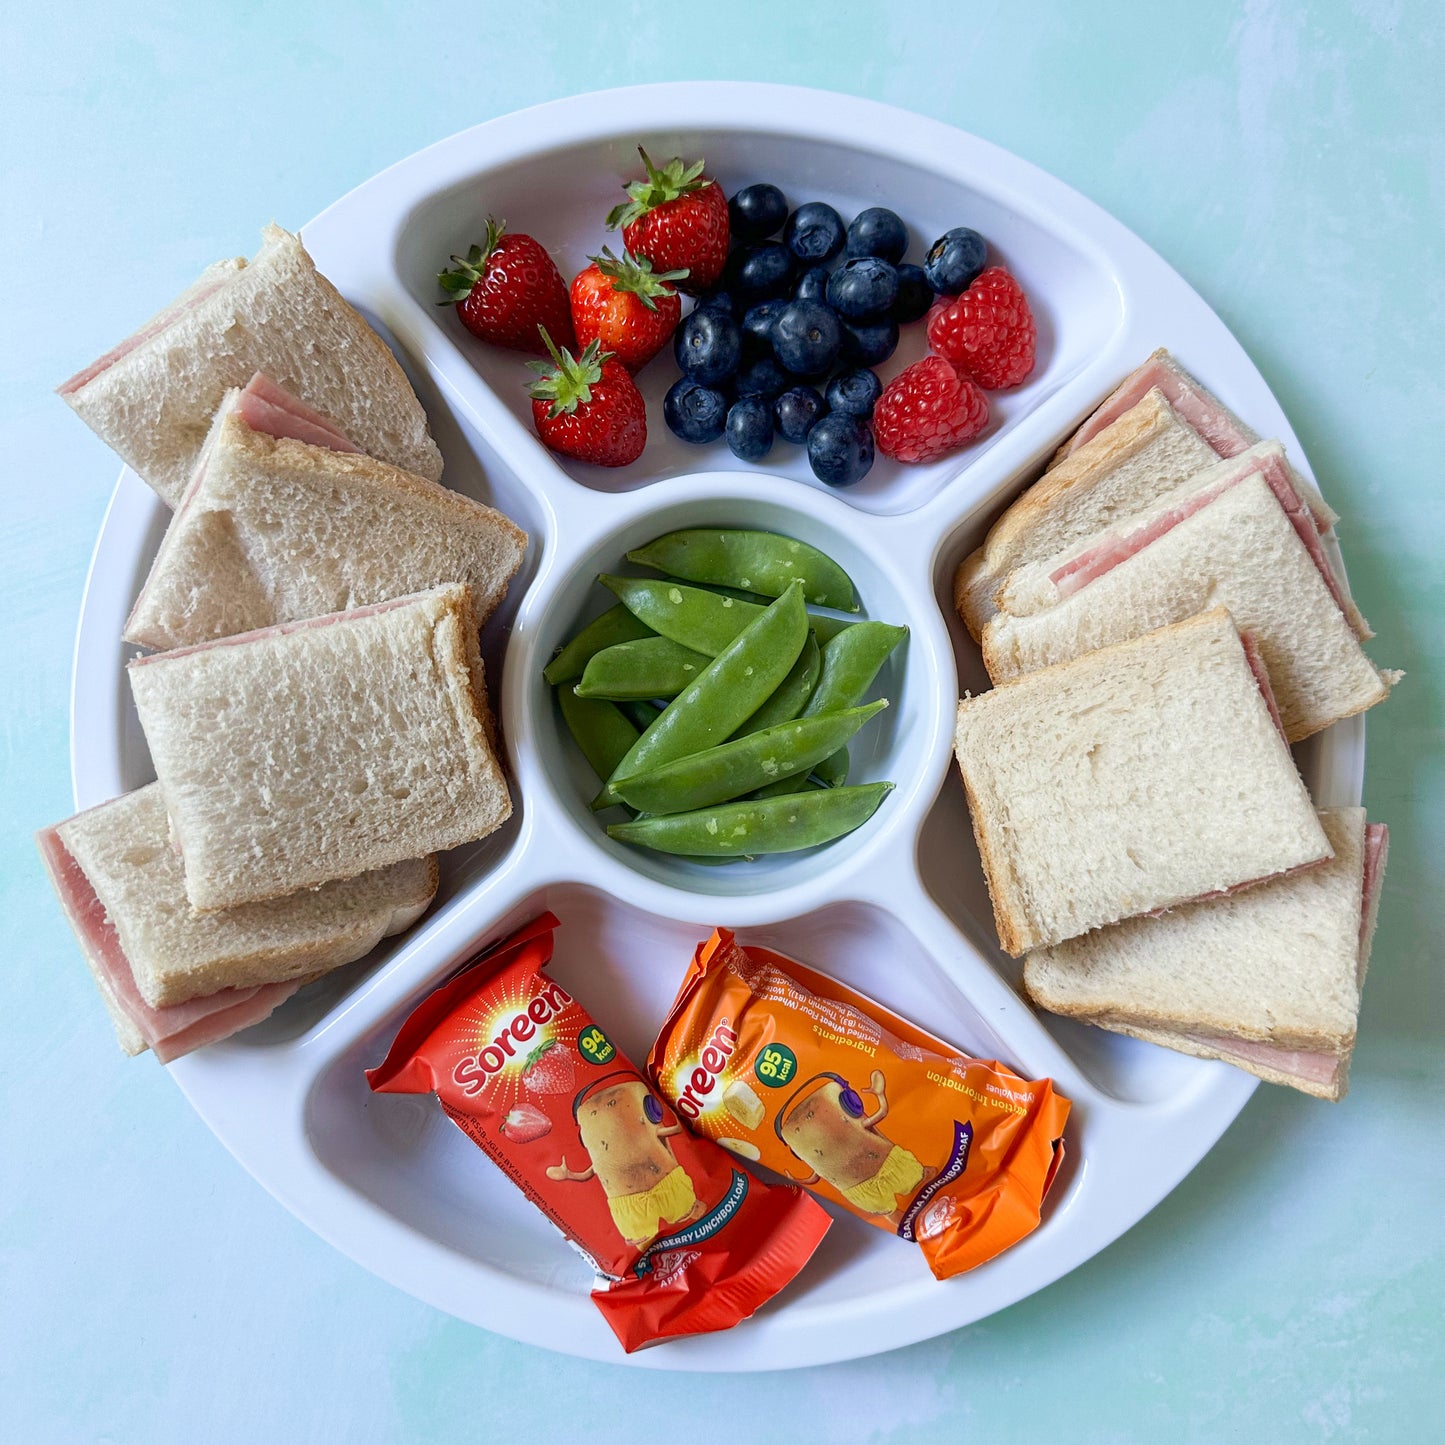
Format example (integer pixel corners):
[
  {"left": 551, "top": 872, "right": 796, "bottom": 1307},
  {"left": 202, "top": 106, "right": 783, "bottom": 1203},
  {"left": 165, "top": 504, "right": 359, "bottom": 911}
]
[
  {"left": 499, "top": 1104, "right": 551, "bottom": 1143},
  {"left": 521, "top": 1038, "right": 574, "bottom": 1095},
  {"left": 365, "top": 913, "right": 831, "bottom": 1353}
]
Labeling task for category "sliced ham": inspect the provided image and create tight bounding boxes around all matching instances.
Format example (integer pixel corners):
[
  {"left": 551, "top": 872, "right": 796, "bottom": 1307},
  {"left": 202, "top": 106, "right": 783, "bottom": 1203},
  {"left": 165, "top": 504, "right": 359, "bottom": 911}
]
[
  {"left": 57, "top": 279, "right": 229, "bottom": 396},
  {"left": 1239, "top": 630, "right": 1289, "bottom": 742},
  {"left": 1360, "top": 823, "right": 1388, "bottom": 960},
  {"left": 128, "top": 590, "right": 424, "bottom": 667},
  {"left": 1173, "top": 1031, "right": 1343, "bottom": 1091},
  {"left": 1060, "top": 351, "right": 1331, "bottom": 535},
  {"left": 37, "top": 825, "right": 301, "bottom": 1063},
  {"left": 1048, "top": 474, "right": 1233, "bottom": 598},
  {"left": 1064, "top": 352, "right": 1255, "bottom": 461},
  {"left": 235, "top": 371, "right": 361, "bottom": 454}
]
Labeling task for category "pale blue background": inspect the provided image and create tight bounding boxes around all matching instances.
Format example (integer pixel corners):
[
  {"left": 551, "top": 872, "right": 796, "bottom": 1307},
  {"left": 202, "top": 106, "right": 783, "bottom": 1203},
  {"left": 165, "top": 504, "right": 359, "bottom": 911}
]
[{"left": 3, "top": 3, "right": 1439, "bottom": 1440}]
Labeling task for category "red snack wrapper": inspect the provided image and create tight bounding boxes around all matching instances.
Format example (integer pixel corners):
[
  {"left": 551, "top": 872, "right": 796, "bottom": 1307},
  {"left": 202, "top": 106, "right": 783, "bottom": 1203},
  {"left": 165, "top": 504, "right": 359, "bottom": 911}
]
[
  {"left": 648, "top": 929, "right": 1071, "bottom": 1280},
  {"left": 365, "top": 913, "right": 831, "bottom": 1352}
]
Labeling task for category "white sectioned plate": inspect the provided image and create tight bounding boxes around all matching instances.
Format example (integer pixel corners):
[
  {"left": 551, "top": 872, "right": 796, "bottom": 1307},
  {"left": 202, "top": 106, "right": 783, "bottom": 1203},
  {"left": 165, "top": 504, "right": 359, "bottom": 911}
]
[{"left": 69, "top": 83, "right": 1364, "bottom": 1370}]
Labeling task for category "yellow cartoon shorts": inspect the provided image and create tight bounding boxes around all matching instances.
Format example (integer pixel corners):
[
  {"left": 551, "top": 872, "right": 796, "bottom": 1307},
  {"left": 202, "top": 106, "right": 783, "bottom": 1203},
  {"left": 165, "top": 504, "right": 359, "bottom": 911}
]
[
  {"left": 839, "top": 1145, "right": 924, "bottom": 1215},
  {"left": 607, "top": 1165, "right": 698, "bottom": 1242}
]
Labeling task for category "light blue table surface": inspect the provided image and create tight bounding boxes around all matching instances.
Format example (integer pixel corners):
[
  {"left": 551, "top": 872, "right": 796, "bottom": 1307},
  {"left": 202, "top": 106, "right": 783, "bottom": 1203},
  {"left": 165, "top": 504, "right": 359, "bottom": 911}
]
[{"left": 3, "top": 3, "right": 1439, "bottom": 1440}]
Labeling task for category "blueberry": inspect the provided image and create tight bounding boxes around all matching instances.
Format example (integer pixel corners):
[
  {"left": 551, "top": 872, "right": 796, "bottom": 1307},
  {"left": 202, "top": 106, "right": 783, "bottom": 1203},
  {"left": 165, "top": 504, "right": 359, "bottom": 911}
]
[
  {"left": 725, "top": 242, "right": 795, "bottom": 305},
  {"left": 771, "top": 300, "right": 843, "bottom": 378},
  {"left": 663, "top": 377, "right": 730, "bottom": 444},
  {"left": 695, "top": 288, "right": 739, "bottom": 318},
  {"left": 845, "top": 207, "right": 908, "bottom": 263},
  {"left": 783, "top": 202, "right": 846, "bottom": 265},
  {"left": 827, "top": 257, "right": 899, "bottom": 320},
  {"left": 726, "top": 396, "right": 774, "bottom": 462},
  {"left": 735, "top": 352, "right": 791, "bottom": 400},
  {"left": 840, "top": 316, "right": 899, "bottom": 368},
  {"left": 673, "top": 308, "right": 742, "bottom": 385},
  {"left": 794, "top": 265, "right": 831, "bottom": 305},
  {"left": 728, "top": 183, "right": 788, "bottom": 244},
  {"left": 924, "top": 227, "right": 987, "bottom": 295},
  {"left": 890, "top": 263, "right": 934, "bottom": 324},
  {"left": 807, "top": 412, "right": 874, "bottom": 487},
  {"left": 825, "top": 368, "right": 883, "bottom": 418},
  {"left": 741, "top": 299, "right": 789, "bottom": 353},
  {"left": 774, "top": 385, "right": 828, "bottom": 444}
]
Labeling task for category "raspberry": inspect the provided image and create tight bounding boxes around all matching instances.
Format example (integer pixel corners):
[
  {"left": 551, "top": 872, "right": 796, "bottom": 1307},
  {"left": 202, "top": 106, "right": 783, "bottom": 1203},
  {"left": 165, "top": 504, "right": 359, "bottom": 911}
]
[
  {"left": 872, "top": 355, "right": 989, "bottom": 464},
  {"left": 926, "top": 266, "right": 1036, "bottom": 389}
]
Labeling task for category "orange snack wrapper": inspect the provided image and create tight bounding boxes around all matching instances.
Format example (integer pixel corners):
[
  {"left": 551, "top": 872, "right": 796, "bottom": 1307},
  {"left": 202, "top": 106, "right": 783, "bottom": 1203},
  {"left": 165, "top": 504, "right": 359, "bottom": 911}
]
[
  {"left": 648, "top": 929, "right": 1071, "bottom": 1280},
  {"left": 365, "top": 913, "right": 831, "bottom": 1352}
]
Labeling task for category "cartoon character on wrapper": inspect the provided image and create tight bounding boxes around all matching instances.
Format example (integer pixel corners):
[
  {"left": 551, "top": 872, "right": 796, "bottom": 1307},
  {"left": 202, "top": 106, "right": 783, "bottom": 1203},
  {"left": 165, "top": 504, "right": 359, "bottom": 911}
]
[
  {"left": 547, "top": 1074, "right": 707, "bottom": 1247},
  {"left": 776, "top": 1070, "right": 932, "bottom": 1227}
]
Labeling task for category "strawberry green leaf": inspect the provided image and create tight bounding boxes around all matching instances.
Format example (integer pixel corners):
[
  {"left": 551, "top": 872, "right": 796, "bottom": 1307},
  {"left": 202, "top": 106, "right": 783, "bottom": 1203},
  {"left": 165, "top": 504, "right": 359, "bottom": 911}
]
[
  {"left": 436, "top": 218, "right": 509, "bottom": 303},
  {"left": 589, "top": 246, "right": 688, "bottom": 310},
  {"left": 605, "top": 147, "right": 710, "bottom": 230},
  {"left": 527, "top": 332, "right": 613, "bottom": 418}
]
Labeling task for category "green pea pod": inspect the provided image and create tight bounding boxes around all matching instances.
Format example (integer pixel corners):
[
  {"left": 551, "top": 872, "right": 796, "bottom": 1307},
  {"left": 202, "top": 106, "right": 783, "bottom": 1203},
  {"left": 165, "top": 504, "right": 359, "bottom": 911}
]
[
  {"left": 574, "top": 636, "right": 711, "bottom": 701},
  {"left": 593, "top": 583, "right": 809, "bottom": 808},
  {"left": 614, "top": 702, "right": 886, "bottom": 815},
  {"left": 627, "top": 529, "right": 858, "bottom": 611},
  {"left": 803, "top": 621, "right": 909, "bottom": 717},
  {"left": 733, "top": 632, "right": 820, "bottom": 737},
  {"left": 681, "top": 579, "right": 855, "bottom": 642},
  {"left": 607, "top": 782, "right": 894, "bottom": 856},
  {"left": 543, "top": 605, "right": 655, "bottom": 685},
  {"left": 601, "top": 575, "right": 855, "bottom": 657},
  {"left": 758, "top": 621, "right": 907, "bottom": 797},
  {"left": 557, "top": 687, "right": 639, "bottom": 783}
]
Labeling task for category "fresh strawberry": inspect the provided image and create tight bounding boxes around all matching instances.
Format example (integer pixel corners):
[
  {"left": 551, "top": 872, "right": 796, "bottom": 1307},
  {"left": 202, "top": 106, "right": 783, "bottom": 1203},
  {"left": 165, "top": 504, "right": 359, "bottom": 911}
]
[
  {"left": 605, "top": 148, "right": 729, "bottom": 295},
  {"left": 872, "top": 355, "right": 990, "bottom": 463},
  {"left": 926, "top": 265, "right": 1037, "bottom": 389},
  {"left": 499, "top": 1104, "right": 552, "bottom": 1143},
  {"left": 520, "top": 1038, "right": 576, "bottom": 1095},
  {"left": 438, "top": 217, "right": 575, "bottom": 355},
  {"left": 570, "top": 247, "right": 687, "bottom": 373},
  {"left": 527, "top": 331, "right": 647, "bottom": 467}
]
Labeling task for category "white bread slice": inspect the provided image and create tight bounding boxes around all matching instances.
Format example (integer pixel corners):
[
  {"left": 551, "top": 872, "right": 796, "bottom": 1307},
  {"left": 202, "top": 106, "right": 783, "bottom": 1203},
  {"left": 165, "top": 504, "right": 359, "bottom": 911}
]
[
  {"left": 129, "top": 584, "right": 510, "bottom": 910},
  {"left": 123, "top": 399, "right": 526, "bottom": 651},
  {"left": 49, "top": 785, "right": 438, "bottom": 1009},
  {"left": 59, "top": 224, "right": 442, "bottom": 504},
  {"left": 953, "top": 608, "right": 1330, "bottom": 955},
  {"left": 982, "top": 458, "right": 1397, "bottom": 741},
  {"left": 954, "top": 389, "right": 1217, "bottom": 639},
  {"left": 1024, "top": 811, "right": 1387, "bottom": 1101}
]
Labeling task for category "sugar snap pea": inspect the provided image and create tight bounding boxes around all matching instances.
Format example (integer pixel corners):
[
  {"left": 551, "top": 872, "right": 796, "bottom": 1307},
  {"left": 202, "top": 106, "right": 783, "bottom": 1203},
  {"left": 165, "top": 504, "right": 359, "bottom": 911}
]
[
  {"left": 761, "top": 621, "right": 908, "bottom": 796},
  {"left": 574, "top": 636, "right": 711, "bottom": 701},
  {"left": 607, "top": 782, "right": 894, "bottom": 856},
  {"left": 733, "top": 632, "right": 820, "bottom": 737},
  {"left": 543, "top": 605, "right": 654, "bottom": 685},
  {"left": 601, "top": 575, "right": 854, "bottom": 657},
  {"left": 673, "top": 580, "right": 853, "bottom": 641},
  {"left": 557, "top": 687, "right": 640, "bottom": 783},
  {"left": 627, "top": 529, "right": 858, "bottom": 612},
  {"left": 613, "top": 702, "right": 886, "bottom": 815},
  {"left": 803, "top": 621, "right": 909, "bottom": 717},
  {"left": 593, "top": 582, "right": 809, "bottom": 808}
]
